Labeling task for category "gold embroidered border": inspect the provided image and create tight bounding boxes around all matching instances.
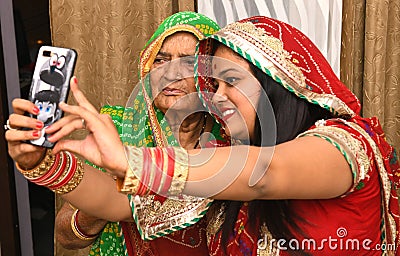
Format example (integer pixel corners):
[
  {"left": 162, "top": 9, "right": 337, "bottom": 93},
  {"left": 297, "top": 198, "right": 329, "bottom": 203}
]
[
  {"left": 169, "top": 147, "right": 189, "bottom": 196},
  {"left": 214, "top": 22, "right": 355, "bottom": 117},
  {"left": 298, "top": 119, "right": 370, "bottom": 195},
  {"left": 119, "top": 146, "right": 142, "bottom": 194}
]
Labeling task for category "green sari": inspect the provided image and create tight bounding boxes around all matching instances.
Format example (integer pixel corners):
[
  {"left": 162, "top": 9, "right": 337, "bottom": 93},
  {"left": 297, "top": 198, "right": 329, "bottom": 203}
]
[{"left": 88, "top": 12, "right": 221, "bottom": 256}]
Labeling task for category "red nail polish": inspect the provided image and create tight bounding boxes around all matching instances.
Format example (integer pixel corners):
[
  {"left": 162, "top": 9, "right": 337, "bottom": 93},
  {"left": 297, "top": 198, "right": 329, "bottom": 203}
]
[
  {"left": 33, "top": 106, "right": 40, "bottom": 114},
  {"left": 36, "top": 122, "right": 44, "bottom": 129},
  {"left": 32, "top": 131, "right": 40, "bottom": 137},
  {"left": 73, "top": 77, "right": 78, "bottom": 84}
]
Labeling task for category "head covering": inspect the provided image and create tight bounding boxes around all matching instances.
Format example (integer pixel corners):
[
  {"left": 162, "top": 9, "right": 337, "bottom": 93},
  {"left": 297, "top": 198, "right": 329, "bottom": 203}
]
[
  {"left": 118, "top": 11, "right": 221, "bottom": 243},
  {"left": 196, "top": 16, "right": 360, "bottom": 118},
  {"left": 139, "top": 11, "right": 220, "bottom": 78},
  {"left": 196, "top": 16, "right": 400, "bottom": 251}
]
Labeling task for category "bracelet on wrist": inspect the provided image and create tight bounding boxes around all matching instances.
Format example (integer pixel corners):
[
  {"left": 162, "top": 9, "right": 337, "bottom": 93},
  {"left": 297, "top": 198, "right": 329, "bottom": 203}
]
[
  {"left": 70, "top": 209, "right": 98, "bottom": 241},
  {"left": 119, "top": 146, "right": 189, "bottom": 197},
  {"left": 15, "top": 150, "right": 85, "bottom": 195}
]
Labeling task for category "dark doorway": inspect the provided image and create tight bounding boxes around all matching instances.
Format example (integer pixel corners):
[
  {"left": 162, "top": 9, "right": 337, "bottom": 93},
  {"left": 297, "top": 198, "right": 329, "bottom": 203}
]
[{"left": 1, "top": 0, "right": 54, "bottom": 255}]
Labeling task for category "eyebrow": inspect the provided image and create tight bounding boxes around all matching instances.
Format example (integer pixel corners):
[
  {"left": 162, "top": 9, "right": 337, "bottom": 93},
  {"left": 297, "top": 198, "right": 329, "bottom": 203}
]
[
  {"left": 157, "top": 51, "right": 194, "bottom": 58},
  {"left": 214, "top": 67, "right": 241, "bottom": 77}
]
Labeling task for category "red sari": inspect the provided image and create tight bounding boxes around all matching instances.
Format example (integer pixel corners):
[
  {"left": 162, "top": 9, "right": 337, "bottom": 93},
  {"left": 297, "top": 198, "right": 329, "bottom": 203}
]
[{"left": 197, "top": 16, "right": 400, "bottom": 256}]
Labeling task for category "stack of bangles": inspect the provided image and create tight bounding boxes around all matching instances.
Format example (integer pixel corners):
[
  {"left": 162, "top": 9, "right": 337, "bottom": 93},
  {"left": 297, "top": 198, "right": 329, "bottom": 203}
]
[
  {"left": 70, "top": 208, "right": 98, "bottom": 241},
  {"left": 15, "top": 149, "right": 84, "bottom": 195},
  {"left": 117, "top": 146, "right": 189, "bottom": 197}
]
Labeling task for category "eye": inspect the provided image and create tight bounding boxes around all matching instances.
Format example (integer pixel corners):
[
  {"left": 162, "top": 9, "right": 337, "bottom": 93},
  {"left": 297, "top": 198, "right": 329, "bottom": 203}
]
[
  {"left": 153, "top": 57, "right": 168, "bottom": 67},
  {"left": 225, "top": 77, "right": 238, "bottom": 85},
  {"left": 212, "top": 79, "right": 219, "bottom": 90},
  {"left": 37, "top": 103, "right": 43, "bottom": 111},
  {"left": 56, "top": 56, "right": 66, "bottom": 69},
  {"left": 46, "top": 105, "right": 52, "bottom": 112},
  {"left": 181, "top": 56, "right": 195, "bottom": 67}
]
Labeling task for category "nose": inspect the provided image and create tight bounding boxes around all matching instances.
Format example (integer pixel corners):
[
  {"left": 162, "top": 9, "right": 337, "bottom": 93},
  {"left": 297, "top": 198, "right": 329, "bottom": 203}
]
[
  {"left": 163, "top": 59, "right": 182, "bottom": 81},
  {"left": 212, "top": 81, "right": 228, "bottom": 104}
]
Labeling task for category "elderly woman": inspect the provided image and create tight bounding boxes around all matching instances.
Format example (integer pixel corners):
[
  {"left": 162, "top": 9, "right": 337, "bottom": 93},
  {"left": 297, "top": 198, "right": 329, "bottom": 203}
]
[{"left": 5, "top": 12, "right": 222, "bottom": 255}]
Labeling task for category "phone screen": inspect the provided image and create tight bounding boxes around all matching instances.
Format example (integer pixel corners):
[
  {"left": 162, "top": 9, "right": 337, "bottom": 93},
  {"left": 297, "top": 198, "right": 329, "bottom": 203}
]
[{"left": 27, "top": 46, "right": 77, "bottom": 148}]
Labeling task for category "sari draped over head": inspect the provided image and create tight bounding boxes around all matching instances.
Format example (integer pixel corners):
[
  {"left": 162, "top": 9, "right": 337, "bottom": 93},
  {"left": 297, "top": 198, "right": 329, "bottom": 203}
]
[
  {"left": 196, "top": 16, "right": 400, "bottom": 255},
  {"left": 88, "top": 12, "right": 222, "bottom": 256}
]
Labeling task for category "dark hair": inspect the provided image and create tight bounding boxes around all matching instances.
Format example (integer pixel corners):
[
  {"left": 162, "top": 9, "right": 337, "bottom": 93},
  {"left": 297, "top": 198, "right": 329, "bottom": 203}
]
[
  {"left": 34, "top": 90, "right": 60, "bottom": 104},
  {"left": 218, "top": 56, "right": 332, "bottom": 254}
]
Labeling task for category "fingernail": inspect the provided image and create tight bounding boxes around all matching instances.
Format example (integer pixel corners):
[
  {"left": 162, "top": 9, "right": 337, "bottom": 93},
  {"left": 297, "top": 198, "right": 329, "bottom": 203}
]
[
  {"left": 33, "top": 106, "right": 39, "bottom": 114},
  {"left": 36, "top": 122, "right": 44, "bottom": 129},
  {"left": 32, "top": 131, "right": 40, "bottom": 137},
  {"left": 73, "top": 77, "right": 78, "bottom": 84}
]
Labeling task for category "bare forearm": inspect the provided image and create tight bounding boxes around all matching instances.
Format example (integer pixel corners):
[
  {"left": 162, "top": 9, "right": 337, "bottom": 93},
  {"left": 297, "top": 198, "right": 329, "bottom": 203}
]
[
  {"left": 61, "top": 164, "right": 132, "bottom": 222},
  {"left": 185, "top": 146, "right": 265, "bottom": 200},
  {"left": 55, "top": 203, "right": 107, "bottom": 249},
  {"left": 185, "top": 137, "right": 352, "bottom": 200}
]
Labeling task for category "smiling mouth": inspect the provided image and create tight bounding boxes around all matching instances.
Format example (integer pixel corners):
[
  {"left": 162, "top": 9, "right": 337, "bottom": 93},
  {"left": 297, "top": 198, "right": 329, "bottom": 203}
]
[{"left": 219, "top": 108, "right": 235, "bottom": 121}]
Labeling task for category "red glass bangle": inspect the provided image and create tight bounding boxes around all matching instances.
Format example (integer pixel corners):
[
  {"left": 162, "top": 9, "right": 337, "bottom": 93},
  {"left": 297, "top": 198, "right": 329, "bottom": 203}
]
[
  {"left": 160, "top": 147, "right": 175, "bottom": 195},
  {"left": 151, "top": 147, "right": 163, "bottom": 194},
  {"left": 30, "top": 152, "right": 61, "bottom": 183},
  {"left": 48, "top": 152, "right": 77, "bottom": 190}
]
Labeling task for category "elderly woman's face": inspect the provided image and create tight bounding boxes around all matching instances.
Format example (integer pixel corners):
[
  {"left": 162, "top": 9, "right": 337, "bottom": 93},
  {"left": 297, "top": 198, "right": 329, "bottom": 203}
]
[{"left": 149, "top": 32, "right": 200, "bottom": 114}]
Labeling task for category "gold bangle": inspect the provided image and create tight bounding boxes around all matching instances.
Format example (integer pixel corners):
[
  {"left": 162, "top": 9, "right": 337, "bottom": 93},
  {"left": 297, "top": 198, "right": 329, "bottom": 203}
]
[
  {"left": 15, "top": 149, "right": 55, "bottom": 180},
  {"left": 70, "top": 209, "right": 98, "bottom": 241},
  {"left": 168, "top": 147, "right": 189, "bottom": 196},
  {"left": 68, "top": 203, "right": 77, "bottom": 210}
]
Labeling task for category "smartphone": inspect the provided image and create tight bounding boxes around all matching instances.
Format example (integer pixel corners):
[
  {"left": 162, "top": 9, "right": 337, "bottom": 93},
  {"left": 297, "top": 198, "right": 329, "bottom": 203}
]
[{"left": 27, "top": 46, "right": 77, "bottom": 148}]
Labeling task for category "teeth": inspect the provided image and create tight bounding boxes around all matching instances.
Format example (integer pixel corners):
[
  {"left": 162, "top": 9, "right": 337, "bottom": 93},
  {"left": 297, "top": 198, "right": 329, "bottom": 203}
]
[{"left": 222, "top": 109, "right": 235, "bottom": 117}]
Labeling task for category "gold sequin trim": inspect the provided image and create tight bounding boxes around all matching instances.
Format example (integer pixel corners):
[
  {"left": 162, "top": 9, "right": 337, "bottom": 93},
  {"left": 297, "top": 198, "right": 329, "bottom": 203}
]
[
  {"left": 168, "top": 147, "right": 189, "bottom": 196},
  {"left": 119, "top": 146, "right": 142, "bottom": 194},
  {"left": 298, "top": 119, "right": 370, "bottom": 194},
  {"left": 344, "top": 121, "right": 397, "bottom": 248},
  {"left": 132, "top": 194, "right": 212, "bottom": 240}
]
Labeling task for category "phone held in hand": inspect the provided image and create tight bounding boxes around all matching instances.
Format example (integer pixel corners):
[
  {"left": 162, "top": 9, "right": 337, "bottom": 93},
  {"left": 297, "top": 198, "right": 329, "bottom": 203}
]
[{"left": 27, "top": 46, "right": 77, "bottom": 148}]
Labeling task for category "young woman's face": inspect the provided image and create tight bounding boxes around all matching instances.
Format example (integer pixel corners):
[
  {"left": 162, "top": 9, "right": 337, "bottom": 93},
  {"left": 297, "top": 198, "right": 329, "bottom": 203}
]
[
  {"left": 149, "top": 32, "right": 200, "bottom": 114},
  {"left": 212, "top": 45, "right": 261, "bottom": 141}
]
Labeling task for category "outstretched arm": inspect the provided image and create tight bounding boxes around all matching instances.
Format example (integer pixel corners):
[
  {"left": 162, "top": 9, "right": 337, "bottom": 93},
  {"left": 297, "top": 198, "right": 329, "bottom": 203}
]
[
  {"left": 60, "top": 163, "right": 132, "bottom": 222},
  {"left": 185, "top": 136, "right": 352, "bottom": 200}
]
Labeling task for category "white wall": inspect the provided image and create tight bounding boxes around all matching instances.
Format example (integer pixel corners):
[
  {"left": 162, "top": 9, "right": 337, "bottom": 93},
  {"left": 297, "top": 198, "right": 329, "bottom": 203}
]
[{"left": 198, "top": 0, "right": 343, "bottom": 77}]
